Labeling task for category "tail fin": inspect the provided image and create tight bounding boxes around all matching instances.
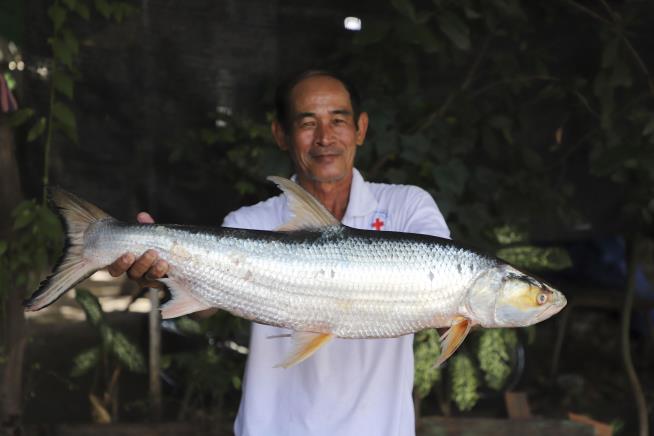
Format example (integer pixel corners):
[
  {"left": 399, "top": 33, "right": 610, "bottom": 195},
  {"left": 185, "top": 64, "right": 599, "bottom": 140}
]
[{"left": 24, "top": 189, "right": 112, "bottom": 311}]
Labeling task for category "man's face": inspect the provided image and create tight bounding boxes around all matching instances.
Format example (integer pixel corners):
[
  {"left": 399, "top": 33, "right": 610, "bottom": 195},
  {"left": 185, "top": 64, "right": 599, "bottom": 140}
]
[{"left": 274, "top": 75, "right": 368, "bottom": 184}]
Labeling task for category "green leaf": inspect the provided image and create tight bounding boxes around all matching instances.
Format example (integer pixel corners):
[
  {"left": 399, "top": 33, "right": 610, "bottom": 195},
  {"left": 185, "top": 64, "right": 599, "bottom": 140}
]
[
  {"left": 71, "top": 347, "right": 100, "bottom": 377},
  {"left": 176, "top": 317, "right": 204, "bottom": 335},
  {"left": 496, "top": 246, "right": 572, "bottom": 270},
  {"left": 36, "top": 207, "right": 63, "bottom": 241},
  {"left": 437, "top": 11, "right": 470, "bottom": 51},
  {"left": 477, "top": 329, "right": 517, "bottom": 390},
  {"left": 94, "top": 0, "right": 111, "bottom": 19},
  {"left": 464, "top": 6, "right": 482, "bottom": 19},
  {"left": 64, "top": 0, "right": 90, "bottom": 19},
  {"left": 521, "top": 147, "right": 542, "bottom": 169},
  {"left": 50, "top": 38, "right": 73, "bottom": 67},
  {"left": 488, "top": 115, "right": 513, "bottom": 144},
  {"left": 27, "top": 117, "right": 47, "bottom": 142},
  {"left": 12, "top": 204, "right": 35, "bottom": 230},
  {"left": 0, "top": 241, "right": 7, "bottom": 256},
  {"left": 450, "top": 353, "right": 479, "bottom": 411},
  {"left": 8, "top": 108, "right": 35, "bottom": 127},
  {"left": 54, "top": 118, "right": 79, "bottom": 143},
  {"left": 75, "top": 3, "right": 90, "bottom": 20},
  {"left": 601, "top": 39, "right": 619, "bottom": 69},
  {"left": 52, "top": 101, "right": 76, "bottom": 131},
  {"left": 47, "top": 3, "right": 68, "bottom": 32},
  {"left": 53, "top": 71, "right": 74, "bottom": 99},
  {"left": 109, "top": 331, "right": 146, "bottom": 373},
  {"left": 75, "top": 289, "right": 104, "bottom": 326},
  {"left": 414, "top": 23, "right": 442, "bottom": 53},
  {"left": 111, "top": 3, "right": 138, "bottom": 23},
  {"left": 62, "top": 29, "right": 79, "bottom": 56},
  {"left": 391, "top": 0, "right": 417, "bottom": 22},
  {"left": 643, "top": 117, "right": 654, "bottom": 137},
  {"left": 352, "top": 19, "right": 390, "bottom": 46},
  {"left": 413, "top": 330, "right": 441, "bottom": 399},
  {"left": 62, "top": 0, "right": 77, "bottom": 10},
  {"left": 431, "top": 159, "right": 469, "bottom": 197},
  {"left": 610, "top": 59, "right": 632, "bottom": 88}
]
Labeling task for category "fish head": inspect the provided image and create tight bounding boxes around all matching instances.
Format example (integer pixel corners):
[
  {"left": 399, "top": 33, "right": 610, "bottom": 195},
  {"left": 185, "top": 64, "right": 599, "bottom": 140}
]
[
  {"left": 493, "top": 267, "right": 566, "bottom": 327},
  {"left": 466, "top": 266, "right": 566, "bottom": 327}
]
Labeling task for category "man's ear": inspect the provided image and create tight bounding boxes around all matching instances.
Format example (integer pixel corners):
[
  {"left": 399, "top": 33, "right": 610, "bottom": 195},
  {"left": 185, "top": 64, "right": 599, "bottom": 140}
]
[
  {"left": 271, "top": 120, "right": 289, "bottom": 151},
  {"left": 355, "top": 112, "right": 369, "bottom": 146}
]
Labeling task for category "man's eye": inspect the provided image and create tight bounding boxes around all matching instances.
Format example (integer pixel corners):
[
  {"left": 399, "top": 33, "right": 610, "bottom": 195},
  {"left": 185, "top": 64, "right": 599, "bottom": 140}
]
[
  {"left": 333, "top": 118, "right": 346, "bottom": 125},
  {"left": 301, "top": 121, "right": 316, "bottom": 128}
]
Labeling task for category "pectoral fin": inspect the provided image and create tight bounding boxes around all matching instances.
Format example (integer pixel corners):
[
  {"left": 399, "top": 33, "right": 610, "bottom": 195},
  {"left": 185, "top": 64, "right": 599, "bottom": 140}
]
[
  {"left": 435, "top": 317, "right": 472, "bottom": 367},
  {"left": 274, "top": 331, "right": 334, "bottom": 368},
  {"left": 159, "top": 277, "right": 212, "bottom": 319}
]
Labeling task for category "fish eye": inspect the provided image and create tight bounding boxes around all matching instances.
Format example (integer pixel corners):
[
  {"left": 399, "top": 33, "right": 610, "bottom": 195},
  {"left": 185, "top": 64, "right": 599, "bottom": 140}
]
[{"left": 536, "top": 292, "right": 548, "bottom": 305}]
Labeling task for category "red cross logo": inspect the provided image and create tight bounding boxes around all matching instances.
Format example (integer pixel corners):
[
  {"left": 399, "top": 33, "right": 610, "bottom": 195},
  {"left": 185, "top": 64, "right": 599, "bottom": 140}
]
[{"left": 372, "top": 217, "right": 384, "bottom": 231}]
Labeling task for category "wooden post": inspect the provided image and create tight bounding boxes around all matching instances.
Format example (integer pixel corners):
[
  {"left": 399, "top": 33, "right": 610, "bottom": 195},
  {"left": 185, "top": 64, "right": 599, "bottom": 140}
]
[
  {"left": 148, "top": 287, "right": 162, "bottom": 421},
  {"left": 141, "top": 0, "right": 162, "bottom": 422}
]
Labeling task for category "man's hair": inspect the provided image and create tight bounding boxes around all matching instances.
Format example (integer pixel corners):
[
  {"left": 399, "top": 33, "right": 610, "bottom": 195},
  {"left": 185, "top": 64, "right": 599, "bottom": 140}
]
[{"left": 274, "top": 69, "right": 362, "bottom": 133}]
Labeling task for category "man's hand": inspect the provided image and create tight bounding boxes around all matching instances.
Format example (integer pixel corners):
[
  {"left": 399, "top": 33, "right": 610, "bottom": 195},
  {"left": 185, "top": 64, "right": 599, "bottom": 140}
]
[{"left": 107, "top": 212, "right": 169, "bottom": 289}]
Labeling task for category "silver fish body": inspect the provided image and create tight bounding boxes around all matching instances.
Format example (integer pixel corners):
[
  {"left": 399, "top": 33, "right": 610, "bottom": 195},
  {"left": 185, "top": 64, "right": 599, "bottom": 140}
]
[
  {"left": 25, "top": 177, "right": 566, "bottom": 367},
  {"left": 85, "top": 221, "right": 499, "bottom": 338}
]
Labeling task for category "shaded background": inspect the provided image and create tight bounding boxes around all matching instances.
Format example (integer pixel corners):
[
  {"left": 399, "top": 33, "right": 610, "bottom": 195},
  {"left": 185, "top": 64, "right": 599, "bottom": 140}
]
[{"left": 1, "top": 0, "right": 653, "bottom": 434}]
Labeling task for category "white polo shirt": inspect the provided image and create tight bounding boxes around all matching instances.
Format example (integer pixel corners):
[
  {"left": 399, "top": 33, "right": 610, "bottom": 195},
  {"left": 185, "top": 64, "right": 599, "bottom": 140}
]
[{"left": 223, "top": 169, "right": 450, "bottom": 436}]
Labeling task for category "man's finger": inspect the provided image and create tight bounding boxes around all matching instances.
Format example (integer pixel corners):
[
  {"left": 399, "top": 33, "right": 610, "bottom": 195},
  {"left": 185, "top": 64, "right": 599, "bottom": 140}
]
[
  {"left": 107, "top": 253, "right": 135, "bottom": 277},
  {"left": 145, "top": 259, "right": 169, "bottom": 280},
  {"left": 127, "top": 249, "right": 158, "bottom": 280},
  {"left": 137, "top": 212, "right": 155, "bottom": 224}
]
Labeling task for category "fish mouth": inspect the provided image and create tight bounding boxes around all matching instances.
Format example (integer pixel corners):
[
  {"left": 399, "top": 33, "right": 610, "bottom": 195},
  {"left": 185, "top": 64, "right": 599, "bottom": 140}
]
[{"left": 537, "top": 291, "right": 567, "bottom": 322}]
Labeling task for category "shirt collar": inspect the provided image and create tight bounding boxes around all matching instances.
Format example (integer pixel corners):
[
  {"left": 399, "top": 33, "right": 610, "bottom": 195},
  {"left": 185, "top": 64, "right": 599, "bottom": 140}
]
[
  {"left": 343, "top": 168, "right": 378, "bottom": 219},
  {"left": 289, "top": 168, "right": 378, "bottom": 220}
]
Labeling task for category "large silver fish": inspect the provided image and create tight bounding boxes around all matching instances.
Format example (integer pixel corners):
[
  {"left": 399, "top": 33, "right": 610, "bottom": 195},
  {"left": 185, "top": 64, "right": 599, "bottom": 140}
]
[{"left": 24, "top": 177, "right": 566, "bottom": 367}]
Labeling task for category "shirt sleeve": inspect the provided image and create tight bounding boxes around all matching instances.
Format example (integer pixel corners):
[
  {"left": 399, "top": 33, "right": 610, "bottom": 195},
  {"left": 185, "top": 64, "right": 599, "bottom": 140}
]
[{"left": 402, "top": 186, "right": 451, "bottom": 239}]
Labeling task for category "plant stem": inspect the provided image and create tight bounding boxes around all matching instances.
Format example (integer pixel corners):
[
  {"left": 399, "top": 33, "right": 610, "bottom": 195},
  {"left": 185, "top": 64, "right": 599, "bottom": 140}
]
[
  {"left": 42, "top": 60, "right": 58, "bottom": 205},
  {"left": 42, "top": 86, "right": 55, "bottom": 205},
  {"left": 623, "top": 238, "right": 649, "bottom": 436}
]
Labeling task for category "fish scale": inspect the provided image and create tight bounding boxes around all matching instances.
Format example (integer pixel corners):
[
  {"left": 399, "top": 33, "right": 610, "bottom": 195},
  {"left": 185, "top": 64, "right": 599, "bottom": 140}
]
[
  {"left": 90, "top": 223, "right": 493, "bottom": 337},
  {"left": 109, "top": 225, "right": 495, "bottom": 338}
]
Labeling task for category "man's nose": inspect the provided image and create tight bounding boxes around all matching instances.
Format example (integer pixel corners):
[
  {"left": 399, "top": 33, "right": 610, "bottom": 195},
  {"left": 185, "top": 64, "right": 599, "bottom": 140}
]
[{"left": 315, "top": 122, "right": 334, "bottom": 146}]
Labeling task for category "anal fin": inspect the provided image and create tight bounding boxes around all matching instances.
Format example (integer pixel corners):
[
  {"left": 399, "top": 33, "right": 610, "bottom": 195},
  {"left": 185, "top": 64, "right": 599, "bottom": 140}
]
[
  {"left": 159, "top": 277, "right": 212, "bottom": 319},
  {"left": 274, "top": 331, "right": 334, "bottom": 368},
  {"left": 435, "top": 316, "right": 472, "bottom": 367}
]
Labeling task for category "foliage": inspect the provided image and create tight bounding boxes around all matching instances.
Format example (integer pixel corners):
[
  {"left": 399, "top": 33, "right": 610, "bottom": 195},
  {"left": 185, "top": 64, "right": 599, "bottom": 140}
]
[
  {"left": 167, "top": 110, "right": 290, "bottom": 198},
  {"left": 72, "top": 289, "right": 146, "bottom": 375},
  {"left": 0, "top": 1, "right": 138, "bottom": 422},
  {"left": 163, "top": 314, "right": 248, "bottom": 420},
  {"left": 449, "top": 353, "right": 479, "bottom": 412},
  {"left": 1, "top": 1, "right": 138, "bottom": 301},
  {"left": 477, "top": 329, "right": 518, "bottom": 390},
  {"left": 341, "top": 0, "right": 652, "bottom": 413},
  {"left": 8, "top": 0, "right": 137, "bottom": 201},
  {"left": 71, "top": 289, "right": 146, "bottom": 422},
  {"left": 413, "top": 330, "right": 441, "bottom": 399},
  {"left": 0, "top": 201, "right": 62, "bottom": 307},
  {"left": 414, "top": 328, "right": 520, "bottom": 412},
  {"left": 333, "top": 0, "right": 654, "bottom": 243}
]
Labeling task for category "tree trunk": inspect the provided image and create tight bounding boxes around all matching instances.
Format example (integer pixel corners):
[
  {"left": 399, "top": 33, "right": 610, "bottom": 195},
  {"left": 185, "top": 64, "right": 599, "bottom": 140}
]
[{"left": 0, "top": 116, "right": 26, "bottom": 433}]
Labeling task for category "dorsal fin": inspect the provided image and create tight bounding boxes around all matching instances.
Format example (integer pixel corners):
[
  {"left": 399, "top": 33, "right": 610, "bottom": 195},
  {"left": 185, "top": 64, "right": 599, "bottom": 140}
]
[{"left": 267, "top": 176, "right": 341, "bottom": 231}]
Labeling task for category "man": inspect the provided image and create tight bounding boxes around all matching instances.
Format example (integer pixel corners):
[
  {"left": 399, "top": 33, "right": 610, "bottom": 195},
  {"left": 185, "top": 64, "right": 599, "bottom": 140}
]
[{"left": 108, "top": 70, "right": 449, "bottom": 435}]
